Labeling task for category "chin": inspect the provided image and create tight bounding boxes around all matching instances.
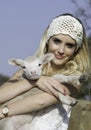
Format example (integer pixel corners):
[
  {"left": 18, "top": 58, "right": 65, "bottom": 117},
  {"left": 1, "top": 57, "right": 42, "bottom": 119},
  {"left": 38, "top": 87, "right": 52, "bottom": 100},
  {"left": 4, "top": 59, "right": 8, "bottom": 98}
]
[
  {"left": 29, "top": 76, "right": 40, "bottom": 80},
  {"left": 52, "top": 58, "right": 68, "bottom": 66}
]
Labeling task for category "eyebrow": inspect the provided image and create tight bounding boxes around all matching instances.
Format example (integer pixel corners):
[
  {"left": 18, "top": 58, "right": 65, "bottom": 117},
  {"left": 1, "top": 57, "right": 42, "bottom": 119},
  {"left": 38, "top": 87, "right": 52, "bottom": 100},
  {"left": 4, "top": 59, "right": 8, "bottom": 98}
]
[
  {"left": 66, "top": 42, "right": 76, "bottom": 45},
  {"left": 53, "top": 37, "right": 61, "bottom": 41}
]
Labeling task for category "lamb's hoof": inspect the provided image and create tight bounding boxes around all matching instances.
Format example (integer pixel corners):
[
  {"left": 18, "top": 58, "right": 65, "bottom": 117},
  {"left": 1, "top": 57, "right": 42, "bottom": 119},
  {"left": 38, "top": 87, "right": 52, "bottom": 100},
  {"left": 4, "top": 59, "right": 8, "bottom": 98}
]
[{"left": 70, "top": 100, "right": 78, "bottom": 106}]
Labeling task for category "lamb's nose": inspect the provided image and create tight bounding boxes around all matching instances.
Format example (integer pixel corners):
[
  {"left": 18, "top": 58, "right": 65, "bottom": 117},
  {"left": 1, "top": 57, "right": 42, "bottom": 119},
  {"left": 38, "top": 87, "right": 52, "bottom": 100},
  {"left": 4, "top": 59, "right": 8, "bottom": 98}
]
[{"left": 31, "top": 71, "right": 36, "bottom": 74}]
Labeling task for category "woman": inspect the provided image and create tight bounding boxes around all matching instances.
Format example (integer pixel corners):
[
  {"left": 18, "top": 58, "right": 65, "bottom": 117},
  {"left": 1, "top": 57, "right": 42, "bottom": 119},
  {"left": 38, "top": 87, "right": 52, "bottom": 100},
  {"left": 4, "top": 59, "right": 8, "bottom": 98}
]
[{"left": 0, "top": 13, "right": 90, "bottom": 130}]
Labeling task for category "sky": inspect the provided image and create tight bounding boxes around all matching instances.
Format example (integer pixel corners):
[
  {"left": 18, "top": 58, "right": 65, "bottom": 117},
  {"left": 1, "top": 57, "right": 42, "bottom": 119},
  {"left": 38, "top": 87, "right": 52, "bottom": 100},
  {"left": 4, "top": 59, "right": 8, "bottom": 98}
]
[{"left": 0, "top": 0, "right": 85, "bottom": 76}]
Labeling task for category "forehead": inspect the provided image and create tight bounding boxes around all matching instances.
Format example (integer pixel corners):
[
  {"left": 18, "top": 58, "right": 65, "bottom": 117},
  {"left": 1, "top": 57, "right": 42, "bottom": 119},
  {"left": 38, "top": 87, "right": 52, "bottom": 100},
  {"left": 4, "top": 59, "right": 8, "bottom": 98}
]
[{"left": 24, "top": 58, "right": 40, "bottom": 67}]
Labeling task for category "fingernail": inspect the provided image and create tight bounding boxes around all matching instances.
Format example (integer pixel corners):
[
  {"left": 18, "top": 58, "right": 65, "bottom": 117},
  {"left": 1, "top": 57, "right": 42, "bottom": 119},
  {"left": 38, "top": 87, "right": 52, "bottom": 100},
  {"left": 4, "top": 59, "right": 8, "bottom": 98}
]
[{"left": 63, "top": 90, "right": 67, "bottom": 95}]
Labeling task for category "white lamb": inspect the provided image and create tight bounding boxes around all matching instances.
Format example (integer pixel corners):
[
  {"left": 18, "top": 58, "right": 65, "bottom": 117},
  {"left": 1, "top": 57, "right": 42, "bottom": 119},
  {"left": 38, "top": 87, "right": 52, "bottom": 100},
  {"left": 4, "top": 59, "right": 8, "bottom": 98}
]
[{"left": 8, "top": 53, "right": 79, "bottom": 105}]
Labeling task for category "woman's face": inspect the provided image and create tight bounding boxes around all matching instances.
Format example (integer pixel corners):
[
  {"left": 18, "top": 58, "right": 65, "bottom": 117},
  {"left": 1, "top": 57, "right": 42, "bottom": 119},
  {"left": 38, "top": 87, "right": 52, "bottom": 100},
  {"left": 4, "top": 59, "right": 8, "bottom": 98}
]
[{"left": 47, "top": 34, "right": 77, "bottom": 66}]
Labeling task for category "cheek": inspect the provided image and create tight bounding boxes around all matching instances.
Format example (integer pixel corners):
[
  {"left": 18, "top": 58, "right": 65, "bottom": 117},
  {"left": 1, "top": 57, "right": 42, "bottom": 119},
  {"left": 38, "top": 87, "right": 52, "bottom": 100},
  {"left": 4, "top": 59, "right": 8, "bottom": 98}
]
[
  {"left": 66, "top": 50, "right": 75, "bottom": 58},
  {"left": 66, "top": 48, "right": 75, "bottom": 57},
  {"left": 48, "top": 42, "right": 57, "bottom": 52}
]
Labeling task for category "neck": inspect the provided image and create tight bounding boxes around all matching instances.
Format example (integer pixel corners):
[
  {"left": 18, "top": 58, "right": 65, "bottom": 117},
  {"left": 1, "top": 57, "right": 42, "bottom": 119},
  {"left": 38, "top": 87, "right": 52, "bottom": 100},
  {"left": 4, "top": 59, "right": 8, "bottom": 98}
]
[
  {"left": 43, "top": 62, "right": 64, "bottom": 76},
  {"left": 50, "top": 61, "right": 64, "bottom": 71}
]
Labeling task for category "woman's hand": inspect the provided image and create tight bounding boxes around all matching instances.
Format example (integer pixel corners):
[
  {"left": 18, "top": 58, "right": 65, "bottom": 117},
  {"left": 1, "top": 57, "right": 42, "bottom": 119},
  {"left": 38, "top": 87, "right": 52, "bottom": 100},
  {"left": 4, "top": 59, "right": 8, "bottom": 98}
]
[{"left": 35, "top": 76, "right": 67, "bottom": 97}]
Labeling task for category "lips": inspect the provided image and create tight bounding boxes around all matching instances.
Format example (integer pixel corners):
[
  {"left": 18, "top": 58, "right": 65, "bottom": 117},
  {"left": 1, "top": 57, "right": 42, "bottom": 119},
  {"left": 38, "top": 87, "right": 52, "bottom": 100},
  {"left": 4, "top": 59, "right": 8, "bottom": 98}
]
[{"left": 55, "top": 54, "right": 64, "bottom": 60}]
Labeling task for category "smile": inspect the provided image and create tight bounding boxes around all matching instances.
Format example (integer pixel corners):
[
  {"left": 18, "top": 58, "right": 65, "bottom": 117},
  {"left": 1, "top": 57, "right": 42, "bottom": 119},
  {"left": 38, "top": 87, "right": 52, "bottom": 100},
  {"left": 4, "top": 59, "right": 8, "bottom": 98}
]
[{"left": 55, "top": 54, "right": 64, "bottom": 60}]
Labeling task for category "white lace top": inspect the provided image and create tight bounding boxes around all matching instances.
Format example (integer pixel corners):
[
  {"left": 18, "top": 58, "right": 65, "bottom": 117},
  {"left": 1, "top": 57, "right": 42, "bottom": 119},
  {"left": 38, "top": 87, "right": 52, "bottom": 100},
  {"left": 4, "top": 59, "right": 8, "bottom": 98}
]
[
  {"left": 19, "top": 103, "right": 71, "bottom": 130},
  {"left": 0, "top": 103, "right": 71, "bottom": 130}
]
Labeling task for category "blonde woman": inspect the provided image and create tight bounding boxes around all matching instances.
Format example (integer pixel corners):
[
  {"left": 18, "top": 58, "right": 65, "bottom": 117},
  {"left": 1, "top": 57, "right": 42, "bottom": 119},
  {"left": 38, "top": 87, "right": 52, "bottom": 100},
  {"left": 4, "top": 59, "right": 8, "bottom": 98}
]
[{"left": 0, "top": 13, "right": 90, "bottom": 130}]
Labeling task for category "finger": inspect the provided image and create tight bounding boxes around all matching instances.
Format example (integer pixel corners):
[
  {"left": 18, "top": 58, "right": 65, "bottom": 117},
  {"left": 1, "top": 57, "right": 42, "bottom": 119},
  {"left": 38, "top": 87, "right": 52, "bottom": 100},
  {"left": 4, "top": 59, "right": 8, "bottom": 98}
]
[
  {"left": 43, "top": 81, "right": 59, "bottom": 97},
  {"left": 47, "top": 78, "right": 65, "bottom": 94}
]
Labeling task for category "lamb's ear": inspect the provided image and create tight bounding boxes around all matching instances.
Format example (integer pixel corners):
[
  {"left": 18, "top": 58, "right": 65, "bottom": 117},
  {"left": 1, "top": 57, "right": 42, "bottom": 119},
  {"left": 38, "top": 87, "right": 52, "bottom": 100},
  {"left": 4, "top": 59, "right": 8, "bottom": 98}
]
[
  {"left": 40, "top": 53, "right": 54, "bottom": 64},
  {"left": 8, "top": 58, "right": 24, "bottom": 67}
]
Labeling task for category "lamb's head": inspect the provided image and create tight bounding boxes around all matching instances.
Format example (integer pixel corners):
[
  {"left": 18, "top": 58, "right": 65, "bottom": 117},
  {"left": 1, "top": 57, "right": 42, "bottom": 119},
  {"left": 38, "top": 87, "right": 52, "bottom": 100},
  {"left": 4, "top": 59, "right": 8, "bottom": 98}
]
[{"left": 8, "top": 53, "right": 54, "bottom": 80}]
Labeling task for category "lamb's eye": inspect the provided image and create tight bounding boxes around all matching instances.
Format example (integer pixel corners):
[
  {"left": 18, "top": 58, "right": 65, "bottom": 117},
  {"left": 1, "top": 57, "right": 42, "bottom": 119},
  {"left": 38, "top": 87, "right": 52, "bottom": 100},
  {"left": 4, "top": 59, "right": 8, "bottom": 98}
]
[
  {"left": 22, "top": 66, "right": 26, "bottom": 69},
  {"left": 38, "top": 64, "right": 41, "bottom": 66}
]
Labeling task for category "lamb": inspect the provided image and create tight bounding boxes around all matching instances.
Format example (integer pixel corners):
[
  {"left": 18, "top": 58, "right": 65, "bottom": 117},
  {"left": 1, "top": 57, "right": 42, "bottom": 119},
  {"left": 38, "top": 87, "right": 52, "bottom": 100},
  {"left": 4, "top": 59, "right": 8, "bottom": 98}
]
[
  {"left": 8, "top": 53, "right": 79, "bottom": 105},
  {"left": 0, "top": 53, "right": 81, "bottom": 130}
]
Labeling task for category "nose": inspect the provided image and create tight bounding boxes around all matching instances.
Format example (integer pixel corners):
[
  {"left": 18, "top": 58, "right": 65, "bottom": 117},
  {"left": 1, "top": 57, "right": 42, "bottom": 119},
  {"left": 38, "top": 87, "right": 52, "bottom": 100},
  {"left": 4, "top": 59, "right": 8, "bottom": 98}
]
[
  {"left": 31, "top": 71, "right": 36, "bottom": 75},
  {"left": 58, "top": 44, "right": 65, "bottom": 54}
]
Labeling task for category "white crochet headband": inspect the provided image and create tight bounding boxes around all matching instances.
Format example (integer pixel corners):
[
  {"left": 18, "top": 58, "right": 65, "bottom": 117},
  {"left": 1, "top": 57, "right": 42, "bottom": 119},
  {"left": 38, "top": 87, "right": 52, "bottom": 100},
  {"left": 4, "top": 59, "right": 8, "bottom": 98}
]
[{"left": 46, "top": 15, "right": 83, "bottom": 48}]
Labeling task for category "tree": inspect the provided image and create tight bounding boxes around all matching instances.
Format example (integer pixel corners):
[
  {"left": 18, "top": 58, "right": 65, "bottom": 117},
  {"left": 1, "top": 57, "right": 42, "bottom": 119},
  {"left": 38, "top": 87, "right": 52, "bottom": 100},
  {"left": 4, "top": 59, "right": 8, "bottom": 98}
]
[
  {"left": 71, "top": 0, "right": 91, "bottom": 37},
  {"left": 0, "top": 74, "right": 9, "bottom": 86}
]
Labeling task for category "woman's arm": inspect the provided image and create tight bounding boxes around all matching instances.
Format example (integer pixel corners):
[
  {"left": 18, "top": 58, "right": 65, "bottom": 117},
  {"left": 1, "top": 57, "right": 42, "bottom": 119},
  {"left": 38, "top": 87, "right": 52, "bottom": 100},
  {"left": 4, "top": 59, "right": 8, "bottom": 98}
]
[
  {"left": 36, "top": 76, "right": 71, "bottom": 97},
  {"left": 0, "top": 70, "right": 34, "bottom": 104},
  {"left": 36, "top": 75, "right": 81, "bottom": 97},
  {"left": 0, "top": 92, "right": 58, "bottom": 119},
  {"left": 0, "top": 73, "right": 80, "bottom": 119}
]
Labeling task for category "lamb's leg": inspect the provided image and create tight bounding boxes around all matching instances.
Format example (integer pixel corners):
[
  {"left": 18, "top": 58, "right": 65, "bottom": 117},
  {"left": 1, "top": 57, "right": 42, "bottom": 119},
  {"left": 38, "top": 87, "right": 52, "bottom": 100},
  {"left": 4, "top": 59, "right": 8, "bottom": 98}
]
[
  {"left": 53, "top": 74, "right": 81, "bottom": 85},
  {"left": 58, "top": 92, "right": 77, "bottom": 106}
]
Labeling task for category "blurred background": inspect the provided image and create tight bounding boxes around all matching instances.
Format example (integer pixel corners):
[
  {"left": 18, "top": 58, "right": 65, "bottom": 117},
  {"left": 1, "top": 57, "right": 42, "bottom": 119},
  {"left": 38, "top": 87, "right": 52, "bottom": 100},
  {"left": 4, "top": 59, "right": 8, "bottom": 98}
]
[{"left": 0, "top": 0, "right": 91, "bottom": 99}]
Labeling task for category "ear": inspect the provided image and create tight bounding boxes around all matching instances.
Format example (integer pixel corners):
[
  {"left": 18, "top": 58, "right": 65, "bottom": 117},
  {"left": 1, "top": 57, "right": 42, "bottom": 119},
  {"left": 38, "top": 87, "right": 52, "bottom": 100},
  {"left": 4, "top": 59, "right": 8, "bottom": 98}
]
[
  {"left": 40, "top": 53, "right": 54, "bottom": 64},
  {"left": 8, "top": 58, "right": 24, "bottom": 67}
]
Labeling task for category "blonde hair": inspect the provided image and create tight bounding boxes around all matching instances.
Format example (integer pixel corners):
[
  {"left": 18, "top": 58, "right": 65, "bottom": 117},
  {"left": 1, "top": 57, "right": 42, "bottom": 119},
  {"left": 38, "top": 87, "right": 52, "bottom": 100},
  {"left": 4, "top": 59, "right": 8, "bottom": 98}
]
[{"left": 34, "top": 14, "right": 90, "bottom": 77}]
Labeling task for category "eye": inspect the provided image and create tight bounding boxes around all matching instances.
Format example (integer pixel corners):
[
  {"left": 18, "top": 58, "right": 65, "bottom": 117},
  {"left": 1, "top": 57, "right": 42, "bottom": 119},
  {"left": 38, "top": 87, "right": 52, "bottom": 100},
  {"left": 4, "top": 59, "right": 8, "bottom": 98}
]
[
  {"left": 53, "top": 38, "right": 61, "bottom": 44},
  {"left": 22, "top": 66, "right": 26, "bottom": 69},
  {"left": 66, "top": 43, "right": 76, "bottom": 48},
  {"left": 38, "top": 64, "right": 42, "bottom": 66}
]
